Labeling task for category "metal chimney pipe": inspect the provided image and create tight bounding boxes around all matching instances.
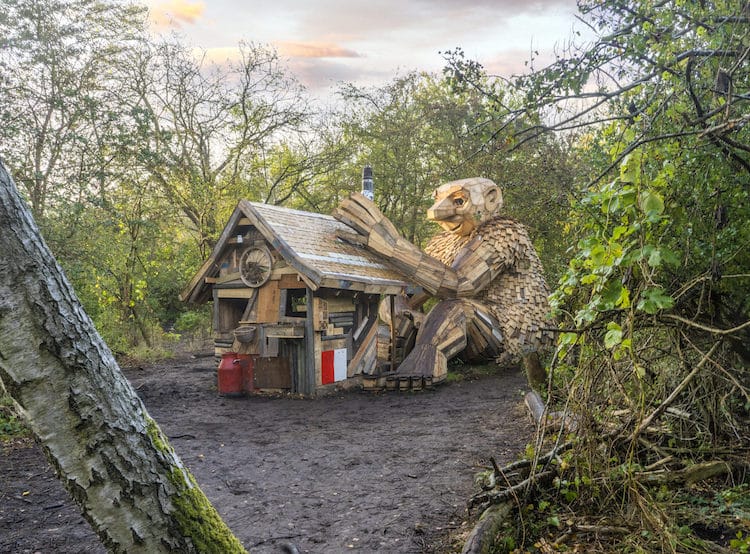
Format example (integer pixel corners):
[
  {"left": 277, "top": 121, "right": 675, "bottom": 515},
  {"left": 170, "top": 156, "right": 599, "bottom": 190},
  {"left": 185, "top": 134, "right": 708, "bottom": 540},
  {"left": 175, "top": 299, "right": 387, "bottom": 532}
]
[{"left": 361, "top": 165, "right": 374, "bottom": 200}]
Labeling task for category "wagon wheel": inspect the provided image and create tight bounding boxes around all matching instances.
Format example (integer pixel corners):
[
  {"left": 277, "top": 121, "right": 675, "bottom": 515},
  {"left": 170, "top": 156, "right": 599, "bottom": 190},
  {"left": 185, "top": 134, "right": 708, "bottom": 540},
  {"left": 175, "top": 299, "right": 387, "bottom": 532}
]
[{"left": 239, "top": 245, "right": 273, "bottom": 288}]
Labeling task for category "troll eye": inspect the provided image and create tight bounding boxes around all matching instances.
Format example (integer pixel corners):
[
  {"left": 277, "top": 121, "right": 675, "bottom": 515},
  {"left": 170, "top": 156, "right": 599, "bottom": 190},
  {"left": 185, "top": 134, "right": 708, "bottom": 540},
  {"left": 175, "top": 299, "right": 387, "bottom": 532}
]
[{"left": 454, "top": 198, "right": 465, "bottom": 206}]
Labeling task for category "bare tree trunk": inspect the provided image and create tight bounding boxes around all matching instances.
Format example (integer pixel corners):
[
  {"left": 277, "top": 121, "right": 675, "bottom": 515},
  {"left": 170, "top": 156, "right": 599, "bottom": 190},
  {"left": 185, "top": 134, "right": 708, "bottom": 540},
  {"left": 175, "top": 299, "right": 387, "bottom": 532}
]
[{"left": 0, "top": 160, "right": 246, "bottom": 553}]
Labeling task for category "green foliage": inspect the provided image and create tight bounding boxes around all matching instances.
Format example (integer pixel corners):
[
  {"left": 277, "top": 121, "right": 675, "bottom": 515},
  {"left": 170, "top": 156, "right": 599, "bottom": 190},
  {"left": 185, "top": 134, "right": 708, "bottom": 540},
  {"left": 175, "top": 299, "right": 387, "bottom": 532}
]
[
  {"left": 447, "top": 1, "right": 750, "bottom": 552},
  {"left": 0, "top": 395, "right": 29, "bottom": 441},
  {"left": 174, "top": 308, "right": 211, "bottom": 334}
]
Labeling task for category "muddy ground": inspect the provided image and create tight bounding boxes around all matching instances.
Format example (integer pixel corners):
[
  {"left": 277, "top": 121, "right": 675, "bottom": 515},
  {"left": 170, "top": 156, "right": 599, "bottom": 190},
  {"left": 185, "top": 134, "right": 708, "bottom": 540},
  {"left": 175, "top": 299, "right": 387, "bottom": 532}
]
[{"left": 0, "top": 353, "right": 534, "bottom": 553}]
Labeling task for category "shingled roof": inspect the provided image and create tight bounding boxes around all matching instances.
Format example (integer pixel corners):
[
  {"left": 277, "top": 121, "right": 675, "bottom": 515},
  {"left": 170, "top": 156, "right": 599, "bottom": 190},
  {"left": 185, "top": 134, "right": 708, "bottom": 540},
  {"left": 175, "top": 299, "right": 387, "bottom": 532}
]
[{"left": 180, "top": 200, "right": 410, "bottom": 303}]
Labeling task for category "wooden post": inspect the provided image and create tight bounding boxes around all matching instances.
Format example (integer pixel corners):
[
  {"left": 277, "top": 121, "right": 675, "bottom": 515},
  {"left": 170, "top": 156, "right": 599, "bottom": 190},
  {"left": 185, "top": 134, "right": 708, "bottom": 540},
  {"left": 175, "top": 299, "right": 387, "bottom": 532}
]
[
  {"left": 304, "top": 287, "right": 316, "bottom": 396},
  {"left": 389, "top": 294, "right": 396, "bottom": 372}
]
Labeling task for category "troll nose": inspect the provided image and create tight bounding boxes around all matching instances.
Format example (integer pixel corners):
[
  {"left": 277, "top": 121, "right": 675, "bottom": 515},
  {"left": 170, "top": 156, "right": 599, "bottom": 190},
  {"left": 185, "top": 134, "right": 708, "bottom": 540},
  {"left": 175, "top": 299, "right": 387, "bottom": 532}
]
[{"left": 427, "top": 200, "right": 454, "bottom": 220}]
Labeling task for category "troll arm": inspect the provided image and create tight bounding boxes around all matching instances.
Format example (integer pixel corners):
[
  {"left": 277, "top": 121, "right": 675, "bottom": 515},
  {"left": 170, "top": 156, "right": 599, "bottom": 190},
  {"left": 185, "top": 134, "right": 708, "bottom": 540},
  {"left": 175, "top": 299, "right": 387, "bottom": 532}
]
[{"left": 334, "top": 193, "right": 513, "bottom": 298}]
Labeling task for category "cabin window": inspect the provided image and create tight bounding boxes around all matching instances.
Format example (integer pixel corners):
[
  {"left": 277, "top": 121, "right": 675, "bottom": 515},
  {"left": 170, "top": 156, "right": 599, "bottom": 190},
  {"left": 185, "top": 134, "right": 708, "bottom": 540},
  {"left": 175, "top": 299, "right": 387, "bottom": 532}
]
[{"left": 284, "top": 289, "right": 307, "bottom": 318}]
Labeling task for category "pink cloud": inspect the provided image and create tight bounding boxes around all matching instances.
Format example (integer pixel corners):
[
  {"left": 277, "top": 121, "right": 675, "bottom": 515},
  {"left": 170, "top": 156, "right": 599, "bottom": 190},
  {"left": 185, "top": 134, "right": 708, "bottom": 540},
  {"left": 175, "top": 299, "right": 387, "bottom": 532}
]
[
  {"left": 276, "top": 42, "right": 361, "bottom": 59},
  {"left": 148, "top": 0, "right": 205, "bottom": 30}
]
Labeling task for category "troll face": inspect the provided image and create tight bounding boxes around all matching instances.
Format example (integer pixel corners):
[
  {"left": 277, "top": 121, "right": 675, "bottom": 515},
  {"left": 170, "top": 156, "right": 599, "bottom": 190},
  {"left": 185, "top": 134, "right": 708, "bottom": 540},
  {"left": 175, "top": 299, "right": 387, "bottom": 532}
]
[{"left": 426, "top": 177, "right": 503, "bottom": 236}]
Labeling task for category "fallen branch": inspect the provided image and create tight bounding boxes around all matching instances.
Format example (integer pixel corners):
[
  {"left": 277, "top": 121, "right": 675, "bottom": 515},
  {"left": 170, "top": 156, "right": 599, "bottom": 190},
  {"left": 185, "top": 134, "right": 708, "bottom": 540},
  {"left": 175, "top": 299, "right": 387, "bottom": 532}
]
[
  {"left": 468, "top": 469, "right": 557, "bottom": 513},
  {"left": 461, "top": 503, "right": 513, "bottom": 554},
  {"left": 574, "top": 523, "right": 630, "bottom": 535},
  {"left": 635, "top": 460, "right": 733, "bottom": 486},
  {"left": 662, "top": 314, "right": 750, "bottom": 336}
]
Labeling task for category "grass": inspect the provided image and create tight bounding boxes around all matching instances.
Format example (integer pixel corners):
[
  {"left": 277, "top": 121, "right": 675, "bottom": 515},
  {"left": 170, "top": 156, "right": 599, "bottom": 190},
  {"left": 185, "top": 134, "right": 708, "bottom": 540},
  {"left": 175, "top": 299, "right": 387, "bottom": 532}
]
[{"left": 446, "top": 360, "right": 510, "bottom": 383}]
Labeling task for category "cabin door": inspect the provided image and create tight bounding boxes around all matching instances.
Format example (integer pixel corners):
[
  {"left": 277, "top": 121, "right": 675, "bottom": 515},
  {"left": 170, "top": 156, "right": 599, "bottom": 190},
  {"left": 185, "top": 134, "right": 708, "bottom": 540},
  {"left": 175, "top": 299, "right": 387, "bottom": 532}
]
[{"left": 280, "top": 338, "right": 306, "bottom": 394}]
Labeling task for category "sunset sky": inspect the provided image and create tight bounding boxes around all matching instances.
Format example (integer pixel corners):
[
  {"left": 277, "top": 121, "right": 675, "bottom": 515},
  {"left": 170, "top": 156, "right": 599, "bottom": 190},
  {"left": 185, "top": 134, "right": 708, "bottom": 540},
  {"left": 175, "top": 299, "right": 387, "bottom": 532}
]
[{"left": 144, "top": 0, "right": 586, "bottom": 98}]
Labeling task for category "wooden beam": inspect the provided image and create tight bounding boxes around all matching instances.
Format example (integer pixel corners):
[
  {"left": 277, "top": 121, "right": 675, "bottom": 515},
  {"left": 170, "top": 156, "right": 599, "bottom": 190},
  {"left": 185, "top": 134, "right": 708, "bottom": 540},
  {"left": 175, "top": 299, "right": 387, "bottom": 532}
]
[
  {"left": 304, "top": 287, "right": 316, "bottom": 396},
  {"left": 216, "top": 288, "right": 256, "bottom": 299}
]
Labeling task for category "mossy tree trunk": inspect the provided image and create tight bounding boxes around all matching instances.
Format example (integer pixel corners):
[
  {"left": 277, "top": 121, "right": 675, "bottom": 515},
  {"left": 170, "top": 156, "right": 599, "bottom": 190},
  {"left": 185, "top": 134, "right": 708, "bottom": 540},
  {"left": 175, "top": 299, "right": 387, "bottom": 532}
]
[{"left": 0, "top": 160, "right": 247, "bottom": 553}]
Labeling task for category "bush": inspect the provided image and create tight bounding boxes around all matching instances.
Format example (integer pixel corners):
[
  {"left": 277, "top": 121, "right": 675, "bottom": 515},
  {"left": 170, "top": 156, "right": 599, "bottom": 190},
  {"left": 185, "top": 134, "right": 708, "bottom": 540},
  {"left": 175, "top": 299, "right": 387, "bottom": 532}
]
[{"left": 174, "top": 308, "right": 211, "bottom": 335}]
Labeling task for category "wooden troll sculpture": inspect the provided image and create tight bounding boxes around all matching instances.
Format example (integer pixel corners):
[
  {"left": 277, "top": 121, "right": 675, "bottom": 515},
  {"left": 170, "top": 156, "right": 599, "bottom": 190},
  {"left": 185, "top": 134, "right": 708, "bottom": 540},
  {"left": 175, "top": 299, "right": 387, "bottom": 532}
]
[{"left": 334, "top": 177, "right": 555, "bottom": 390}]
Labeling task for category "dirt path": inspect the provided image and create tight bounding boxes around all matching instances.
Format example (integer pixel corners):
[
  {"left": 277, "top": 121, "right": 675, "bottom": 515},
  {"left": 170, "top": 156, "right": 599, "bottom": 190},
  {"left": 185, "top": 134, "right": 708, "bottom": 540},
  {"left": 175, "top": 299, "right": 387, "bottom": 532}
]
[{"left": 0, "top": 354, "right": 533, "bottom": 553}]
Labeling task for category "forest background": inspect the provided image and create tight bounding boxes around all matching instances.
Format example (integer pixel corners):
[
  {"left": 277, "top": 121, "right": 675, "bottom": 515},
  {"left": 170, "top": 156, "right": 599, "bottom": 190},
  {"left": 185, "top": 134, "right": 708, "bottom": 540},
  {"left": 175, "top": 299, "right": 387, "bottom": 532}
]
[{"left": 1, "top": 0, "right": 749, "bottom": 552}]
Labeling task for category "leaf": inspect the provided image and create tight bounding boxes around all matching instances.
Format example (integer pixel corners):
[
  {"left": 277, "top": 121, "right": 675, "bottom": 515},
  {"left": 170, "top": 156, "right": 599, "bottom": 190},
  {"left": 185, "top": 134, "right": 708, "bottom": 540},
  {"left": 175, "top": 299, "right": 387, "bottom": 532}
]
[
  {"left": 604, "top": 323, "right": 623, "bottom": 349},
  {"left": 647, "top": 248, "right": 662, "bottom": 267},
  {"left": 559, "top": 332, "right": 579, "bottom": 346},
  {"left": 581, "top": 273, "right": 599, "bottom": 285},
  {"left": 613, "top": 338, "right": 632, "bottom": 361},
  {"left": 612, "top": 225, "right": 629, "bottom": 240},
  {"left": 637, "top": 287, "right": 674, "bottom": 314},
  {"left": 601, "top": 280, "right": 629, "bottom": 309},
  {"left": 639, "top": 191, "right": 664, "bottom": 216}
]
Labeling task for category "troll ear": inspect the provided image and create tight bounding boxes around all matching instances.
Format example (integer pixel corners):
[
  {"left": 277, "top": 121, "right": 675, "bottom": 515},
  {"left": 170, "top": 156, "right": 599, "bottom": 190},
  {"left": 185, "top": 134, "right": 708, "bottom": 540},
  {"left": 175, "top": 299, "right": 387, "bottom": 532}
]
[{"left": 484, "top": 185, "right": 503, "bottom": 215}]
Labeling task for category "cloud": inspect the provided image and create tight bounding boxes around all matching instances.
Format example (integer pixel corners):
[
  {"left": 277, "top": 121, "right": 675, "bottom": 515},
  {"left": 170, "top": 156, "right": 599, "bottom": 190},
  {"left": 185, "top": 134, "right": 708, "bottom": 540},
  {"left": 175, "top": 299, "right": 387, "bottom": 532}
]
[
  {"left": 416, "top": 0, "right": 572, "bottom": 12},
  {"left": 199, "top": 47, "right": 243, "bottom": 65},
  {"left": 289, "top": 58, "right": 368, "bottom": 90},
  {"left": 293, "top": 0, "right": 576, "bottom": 40},
  {"left": 276, "top": 42, "right": 361, "bottom": 59},
  {"left": 148, "top": 0, "right": 205, "bottom": 30}
]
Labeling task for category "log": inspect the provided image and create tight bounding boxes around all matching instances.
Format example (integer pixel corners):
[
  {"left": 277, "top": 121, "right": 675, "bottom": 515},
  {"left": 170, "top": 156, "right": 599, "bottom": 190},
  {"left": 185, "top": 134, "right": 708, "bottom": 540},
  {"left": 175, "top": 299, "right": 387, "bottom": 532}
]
[
  {"left": 461, "top": 502, "right": 513, "bottom": 554},
  {"left": 524, "top": 391, "right": 546, "bottom": 425},
  {"left": 524, "top": 390, "right": 578, "bottom": 432}
]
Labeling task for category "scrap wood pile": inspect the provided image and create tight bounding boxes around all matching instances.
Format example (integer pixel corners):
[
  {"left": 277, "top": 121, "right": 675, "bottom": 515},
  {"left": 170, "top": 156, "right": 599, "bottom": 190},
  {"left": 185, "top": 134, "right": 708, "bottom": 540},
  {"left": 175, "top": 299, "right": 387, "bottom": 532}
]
[{"left": 460, "top": 361, "right": 750, "bottom": 554}]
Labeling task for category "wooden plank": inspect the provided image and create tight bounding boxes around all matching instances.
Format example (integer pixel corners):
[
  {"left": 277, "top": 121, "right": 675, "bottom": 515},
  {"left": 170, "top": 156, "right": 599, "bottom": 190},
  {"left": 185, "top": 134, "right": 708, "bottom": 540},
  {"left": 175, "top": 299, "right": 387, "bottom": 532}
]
[
  {"left": 328, "top": 313, "right": 354, "bottom": 325},
  {"left": 216, "top": 288, "right": 256, "bottom": 299},
  {"left": 366, "top": 229, "right": 395, "bottom": 258},
  {"left": 258, "top": 326, "right": 280, "bottom": 357},
  {"left": 262, "top": 323, "right": 305, "bottom": 339},
  {"left": 313, "top": 297, "right": 328, "bottom": 331},
  {"left": 394, "top": 238, "right": 423, "bottom": 269},
  {"left": 347, "top": 322, "right": 378, "bottom": 376},
  {"left": 273, "top": 269, "right": 305, "bottom": 284},
  {"left": 212, "top": 288, "right": 221, "bottom": 337},
  {"left": 352, "top": 317, "right": 369, "bottom": 341},
  {"left": 240, "top": 291, "right": 258, "bottom": 321},
  {"left": 216, "top": 271, "right": 241, "bottom": 284},
  {"left": 269, "top": 266, "right": 299, "bottom": 278},
  {"left": 253, "top": 356, "right": 292, "bottom": 389},
  {"left": 325, "top": 296, "right": 356, "bottom": 313},
  {"left": 256, "top": 281, "right": 281, "bottom": 323}
]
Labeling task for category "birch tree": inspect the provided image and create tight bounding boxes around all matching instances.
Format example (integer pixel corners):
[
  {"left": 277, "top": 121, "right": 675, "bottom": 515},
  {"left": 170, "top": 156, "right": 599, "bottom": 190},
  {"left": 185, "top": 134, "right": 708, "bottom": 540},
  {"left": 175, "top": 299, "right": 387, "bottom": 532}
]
[{"left": 0, "top": 159, "right": 246, "bottom": 552}]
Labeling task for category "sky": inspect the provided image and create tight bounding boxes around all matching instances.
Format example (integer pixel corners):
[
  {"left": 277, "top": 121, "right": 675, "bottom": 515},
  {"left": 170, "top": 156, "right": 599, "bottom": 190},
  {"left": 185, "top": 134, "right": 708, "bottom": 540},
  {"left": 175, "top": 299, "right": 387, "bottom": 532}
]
[{"left": 144, "top": 0, "right": 585, "bottom": 100}]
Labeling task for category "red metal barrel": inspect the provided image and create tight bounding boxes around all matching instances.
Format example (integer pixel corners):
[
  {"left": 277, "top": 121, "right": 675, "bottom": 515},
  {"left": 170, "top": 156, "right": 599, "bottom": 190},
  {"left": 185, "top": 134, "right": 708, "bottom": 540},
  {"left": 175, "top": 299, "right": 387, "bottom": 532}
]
[{"left": 218, "top": 352, "right": 244, "bottom": 396}]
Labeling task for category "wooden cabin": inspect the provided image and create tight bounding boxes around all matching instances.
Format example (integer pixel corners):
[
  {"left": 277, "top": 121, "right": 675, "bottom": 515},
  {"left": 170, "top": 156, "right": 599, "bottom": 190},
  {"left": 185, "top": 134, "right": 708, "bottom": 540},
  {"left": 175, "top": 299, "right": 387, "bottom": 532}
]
[{"left": 180, "top": 200, "right": 409, "bottom": 396}]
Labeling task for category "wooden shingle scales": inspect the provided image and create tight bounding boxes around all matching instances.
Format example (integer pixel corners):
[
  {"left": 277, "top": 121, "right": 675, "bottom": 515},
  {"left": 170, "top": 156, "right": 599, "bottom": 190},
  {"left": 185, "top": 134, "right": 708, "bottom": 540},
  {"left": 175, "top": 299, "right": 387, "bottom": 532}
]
[{"left": 334, "top": 177, "right": 555, "bottom": 390}]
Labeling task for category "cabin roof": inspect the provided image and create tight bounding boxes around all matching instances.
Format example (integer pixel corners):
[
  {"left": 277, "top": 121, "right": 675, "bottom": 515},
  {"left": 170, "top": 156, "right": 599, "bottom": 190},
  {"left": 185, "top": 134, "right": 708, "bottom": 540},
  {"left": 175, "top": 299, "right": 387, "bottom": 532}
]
[{"left": 180, "top": 200, "right": 410, "bottom": 303}]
